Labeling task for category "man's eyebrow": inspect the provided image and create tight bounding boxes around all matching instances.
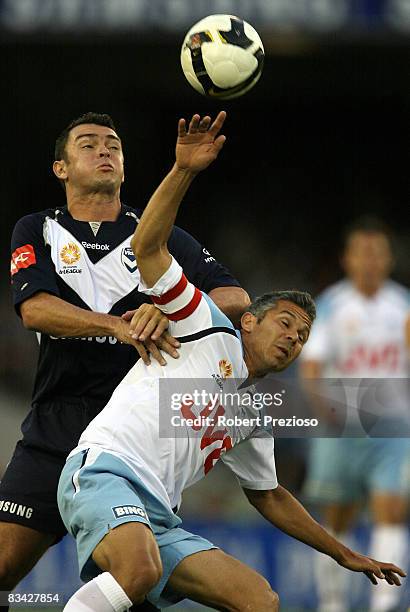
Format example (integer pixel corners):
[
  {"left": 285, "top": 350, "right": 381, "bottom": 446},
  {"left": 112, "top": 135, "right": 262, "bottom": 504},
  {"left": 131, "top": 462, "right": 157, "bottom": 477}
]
[
  {"left": 280, "top": 310, "right": 297, "bottom": 320},
  {"left": 74, "top": 133, "right": 121, "bottom": 142}
]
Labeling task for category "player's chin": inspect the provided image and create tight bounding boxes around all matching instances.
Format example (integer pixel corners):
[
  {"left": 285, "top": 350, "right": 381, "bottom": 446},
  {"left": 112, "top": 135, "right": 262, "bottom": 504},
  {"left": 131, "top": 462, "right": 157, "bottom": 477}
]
[
  {"left": 270, "top": 355, "right": 288, "bottom": 372},
  {"left": 274, "top": 353, "right": 296, "bottom": 372},
  {"left": 93, "top": 177, "right": 120, "bottom": 193}
]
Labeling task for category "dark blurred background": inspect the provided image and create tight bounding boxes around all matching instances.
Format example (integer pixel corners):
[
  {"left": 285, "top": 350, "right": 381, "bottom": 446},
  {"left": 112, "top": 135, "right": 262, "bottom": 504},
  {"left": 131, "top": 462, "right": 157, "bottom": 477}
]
[{"left": 0, "top": 1, "right": 409, "bottom": 608}]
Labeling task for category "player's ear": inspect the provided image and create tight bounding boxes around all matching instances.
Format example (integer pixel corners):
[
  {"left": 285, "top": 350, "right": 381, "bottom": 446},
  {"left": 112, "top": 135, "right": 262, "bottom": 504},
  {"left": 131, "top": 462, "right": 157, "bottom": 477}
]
[
  {"left": 240, "top": 311, "right": 256, "bottom": 332},
  {"left": 53, "top": 160, "right": 68, "bottom": 181}
]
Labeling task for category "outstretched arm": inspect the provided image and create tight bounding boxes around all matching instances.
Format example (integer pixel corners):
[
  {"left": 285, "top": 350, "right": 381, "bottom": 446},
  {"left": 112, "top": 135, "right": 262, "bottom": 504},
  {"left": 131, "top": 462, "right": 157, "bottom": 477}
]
[
  {"left": 244, "top": 486, "right": 406, "bottom": 586},
  {"left": 131, "top": 112, "right": 227, "bottom": 288},
  {"left": 20, "top": 292, "right": 168, "bottom": 365}
]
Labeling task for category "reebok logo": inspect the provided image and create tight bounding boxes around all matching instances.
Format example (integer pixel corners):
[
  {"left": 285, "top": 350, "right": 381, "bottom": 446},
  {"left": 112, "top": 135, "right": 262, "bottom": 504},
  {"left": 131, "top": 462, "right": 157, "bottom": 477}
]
[
  {"left": 112, "top": 505, "right": 148, "bottom": 520},
  {"left": 0, "top": 500, "right": 33, "bottom": 519},
  {"left": 81, "top": 241, "right": 110, "bottom": 251}
]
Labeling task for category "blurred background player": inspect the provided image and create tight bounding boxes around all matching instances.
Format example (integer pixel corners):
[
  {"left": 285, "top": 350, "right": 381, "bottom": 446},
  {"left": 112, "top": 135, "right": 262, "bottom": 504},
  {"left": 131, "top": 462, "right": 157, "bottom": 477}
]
[
  {"left": 2, "top": 112, "right": 249, "bottom": 612},
  {"left": 300, "top": 216, "right": 410, "bottom": 612}
]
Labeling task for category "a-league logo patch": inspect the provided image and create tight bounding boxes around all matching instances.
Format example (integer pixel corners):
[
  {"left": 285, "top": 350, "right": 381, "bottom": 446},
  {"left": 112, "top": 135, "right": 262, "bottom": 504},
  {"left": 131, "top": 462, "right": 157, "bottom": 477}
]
[
  {"left": 121, "top": 247, "right": 137, "bottom": 273},
  {"left": 112, "top": 505, "right": 148, "bottom": 520},
  {"left": 60, "top": 242, "right": 81, "bottom": 265}
]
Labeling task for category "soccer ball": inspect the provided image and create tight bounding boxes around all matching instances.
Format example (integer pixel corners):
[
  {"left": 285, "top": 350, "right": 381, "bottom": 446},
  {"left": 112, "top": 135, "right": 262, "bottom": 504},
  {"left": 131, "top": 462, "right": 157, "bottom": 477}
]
[{"left": 180, "top": 14, "right": 264, "bottom": 100}]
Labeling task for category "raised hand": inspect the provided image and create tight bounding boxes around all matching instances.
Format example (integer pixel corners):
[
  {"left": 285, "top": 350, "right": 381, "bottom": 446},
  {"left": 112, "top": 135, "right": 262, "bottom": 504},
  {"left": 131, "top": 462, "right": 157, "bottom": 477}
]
[{"left": 176, "top": 111, "right": 227, "bottom": 174}]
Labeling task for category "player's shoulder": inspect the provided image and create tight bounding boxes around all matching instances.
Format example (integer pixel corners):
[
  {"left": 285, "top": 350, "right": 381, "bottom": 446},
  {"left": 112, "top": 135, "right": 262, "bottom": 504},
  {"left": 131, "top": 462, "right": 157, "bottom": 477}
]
[
  {"left": 315, "top": 279, "right": 351, "bottom": 318},
  {"left": 381, "top": 280, "right": 410, "bottom": 308},
  {"left": 126, "top": 204, "right": 196, "bottom": 245},
  {"left": 12, "top": 206, "right": 60, "bottom": 233},
  {"left": 121, "top": 203, "right": 141, "bottom": 221},
  {"left": 201, "top": 292, "right": 236, "bottom": 331},
  {"left": 168, "top": 223, "right": 200, "bottom": 254}
]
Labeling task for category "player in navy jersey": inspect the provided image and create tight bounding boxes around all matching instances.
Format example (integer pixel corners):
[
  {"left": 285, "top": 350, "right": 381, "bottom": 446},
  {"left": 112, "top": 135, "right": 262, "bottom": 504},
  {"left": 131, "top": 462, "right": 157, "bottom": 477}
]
[
  {"left": 58, "top": 112, "right": 405, "bottom": 611},
  {"left": 2, "top": 112, "right": 250, "bottom": 611}
]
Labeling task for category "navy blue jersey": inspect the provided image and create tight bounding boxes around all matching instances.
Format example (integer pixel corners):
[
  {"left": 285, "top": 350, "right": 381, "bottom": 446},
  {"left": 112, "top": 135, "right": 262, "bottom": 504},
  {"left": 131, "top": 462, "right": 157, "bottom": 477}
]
[{"left": 10, "top": 204, "right": 240, "bottom": 406}]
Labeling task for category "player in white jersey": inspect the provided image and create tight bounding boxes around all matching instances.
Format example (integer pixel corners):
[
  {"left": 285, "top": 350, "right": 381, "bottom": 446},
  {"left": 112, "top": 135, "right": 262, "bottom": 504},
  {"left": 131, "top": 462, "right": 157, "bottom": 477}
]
[
  {"left": 58, "top": 116, "right": 406, "bottom": 611},
  {"left": 300, "top": 217, "right": 410, "bottom": 612}
]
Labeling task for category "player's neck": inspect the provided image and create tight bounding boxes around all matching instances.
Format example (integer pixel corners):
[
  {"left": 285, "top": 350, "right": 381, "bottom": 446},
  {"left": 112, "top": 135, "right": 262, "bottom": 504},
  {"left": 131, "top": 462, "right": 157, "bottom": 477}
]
[
  {"left": 352, "top": 280, "right": 383, "bottom": 298},
  {"left": 67, "top": 193, "right": 122, "bottom": 222},
  {"left": 241, "top": 335, "right": 269, "bottom": 379}
]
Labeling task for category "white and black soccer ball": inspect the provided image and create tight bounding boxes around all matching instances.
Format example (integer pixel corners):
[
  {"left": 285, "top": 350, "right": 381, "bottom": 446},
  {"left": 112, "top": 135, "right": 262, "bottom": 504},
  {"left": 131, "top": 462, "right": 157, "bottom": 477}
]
[{"left": 181, "top": 14, "right": 264, "bottom": 100}]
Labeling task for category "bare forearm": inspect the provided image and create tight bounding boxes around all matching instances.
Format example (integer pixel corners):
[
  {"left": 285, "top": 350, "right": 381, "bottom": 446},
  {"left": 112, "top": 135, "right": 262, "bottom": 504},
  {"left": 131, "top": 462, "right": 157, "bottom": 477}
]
[
  {"left": 246, "top": 486, "right": 347, "bottom": 562},
  {"left": 131, "top": 165, "right": 197, "bottom": 287},
  {"left": 20, "top": 292, "right": 119, "bottom": 338},
  {"left": 208, "top": 286, "right": 251, "bottom": 326},
  {"left": 132, "top": 113, "right": 226, "bottom": 287},
  {"left": 132, "top": 165, "right": 195, "bottom": 259}
]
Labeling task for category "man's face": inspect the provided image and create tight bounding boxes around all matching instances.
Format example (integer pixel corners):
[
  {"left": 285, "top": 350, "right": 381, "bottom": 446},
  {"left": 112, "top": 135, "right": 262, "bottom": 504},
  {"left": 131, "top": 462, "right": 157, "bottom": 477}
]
[
  {"left": 55, "top": 123, "right": 124, "bottom": 195},
  {"left": 342, "top": 231, "right": 392, "bottom": 293},
  {"left": 244, "top": 300, "right": 312, "bottom": 375}
]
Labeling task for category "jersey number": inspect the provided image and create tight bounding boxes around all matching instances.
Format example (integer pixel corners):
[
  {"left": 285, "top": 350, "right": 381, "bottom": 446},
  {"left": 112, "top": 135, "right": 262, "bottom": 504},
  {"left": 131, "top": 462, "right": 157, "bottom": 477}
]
[{"left": 181, "top": 400, "right": 233, "bottom": 474}]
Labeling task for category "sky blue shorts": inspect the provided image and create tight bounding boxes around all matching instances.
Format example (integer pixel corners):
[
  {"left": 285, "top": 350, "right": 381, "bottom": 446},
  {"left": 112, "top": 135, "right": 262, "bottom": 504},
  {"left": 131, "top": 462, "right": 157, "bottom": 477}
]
[
  {"left": 304, "top": 438, "right": 410, "bottom": 504},
  {"left": 57, "top": 449, "right": 215, "bottom": 608}
]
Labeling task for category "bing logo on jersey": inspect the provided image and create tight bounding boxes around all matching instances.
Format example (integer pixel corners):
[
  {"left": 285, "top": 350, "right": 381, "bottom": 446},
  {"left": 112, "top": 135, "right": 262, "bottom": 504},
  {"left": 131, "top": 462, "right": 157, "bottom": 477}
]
[
  {"left": 121, "top": 247, "right": 137, "bottom": 273},
  {"left": 112, "top": 505, "right": 148, "bottom": 520}
]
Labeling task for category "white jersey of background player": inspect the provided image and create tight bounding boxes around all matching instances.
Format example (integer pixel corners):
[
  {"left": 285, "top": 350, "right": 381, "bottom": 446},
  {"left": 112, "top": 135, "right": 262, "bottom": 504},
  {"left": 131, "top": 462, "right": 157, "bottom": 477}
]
[
  {"left": 58, "top": 116, "right": 405, "bottom": 612},
  {"left": 306, "top": 279, "right": 409, "bottom": 378},
  {"left": 300, "top": 218, "right": 410, "bottom": 612}
]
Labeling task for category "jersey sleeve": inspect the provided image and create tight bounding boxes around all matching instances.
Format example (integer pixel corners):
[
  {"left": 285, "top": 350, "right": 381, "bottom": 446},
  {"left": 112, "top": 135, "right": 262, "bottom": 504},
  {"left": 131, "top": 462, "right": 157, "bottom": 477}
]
[
  {"left": 168, "top": 225, "right": 241, "bottom": 293},
  {"left": 10, "top": 214, "right": 60, "bottom": 314},
  {"left": 138, "top": 256, "right": 221, "bottom": 336},
  {"left": 221, "top": 434, "right": 278, "bottom": 490}
]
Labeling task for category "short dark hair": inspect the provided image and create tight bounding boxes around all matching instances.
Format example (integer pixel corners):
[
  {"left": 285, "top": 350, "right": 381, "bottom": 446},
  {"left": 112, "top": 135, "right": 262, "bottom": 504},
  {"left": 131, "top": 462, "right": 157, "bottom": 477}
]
[
  {"left": 342, "top": 215, "right": 392, "bottom": 249},
  {"left": 54, "top": 112, "right": 117, "bottom": 161},
  {"left": 248, "top": 290, "right": 316, "bottom": 323}
]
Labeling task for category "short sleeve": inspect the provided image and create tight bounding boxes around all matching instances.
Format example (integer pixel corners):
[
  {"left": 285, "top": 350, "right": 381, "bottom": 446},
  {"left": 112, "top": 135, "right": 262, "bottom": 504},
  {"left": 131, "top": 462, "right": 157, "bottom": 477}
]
[
  {"left": 138, "top": 256, "right": 237, "bottom": 339},
  {"left": 168, "top": 225, "right": 241, "bottom": 293},
  {"left": 221, "top": 435, "right": 278, "bottom": 490},
  {"left": 138, "top": 256, "right": 202, "bottom": 318},
  {"left": 10, "top": 214, "right": 60, "bottom": 314},
  {"left": 138, "top": 256, "right": 212, "bottom": 333}
]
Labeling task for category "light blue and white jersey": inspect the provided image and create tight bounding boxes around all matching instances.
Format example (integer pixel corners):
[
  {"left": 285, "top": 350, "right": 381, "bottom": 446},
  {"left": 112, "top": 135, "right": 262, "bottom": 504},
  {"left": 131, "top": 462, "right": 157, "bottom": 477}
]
[
  {"left": 69, "top": 257, "right": 277, "bottom": 511},
  {"left": 301, "top": 279, "right": 410, "bottom": 433},
  {"left": 301, "top": 279, "right": 410, "bottom": 377}
]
